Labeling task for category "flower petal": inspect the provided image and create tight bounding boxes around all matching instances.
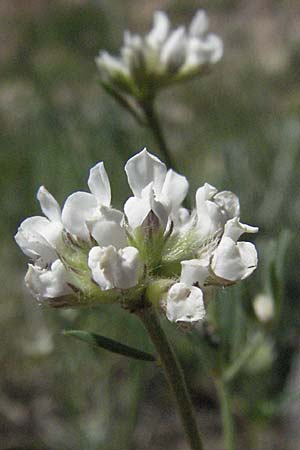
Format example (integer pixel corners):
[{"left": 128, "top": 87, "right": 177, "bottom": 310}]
[
  {"left": 196, "top": 183, "right": 224, "bottom": 236},
  {"left": 15, "top": 216, "right": 62, "bottom": 264},
  {"left": 223, "top": 217, "right": 259, "bottom": 242},
  {"left": 124, "top": 183, "right": 168, "bottom": 230},
  {"left": 25, "top": 260, "right": 72, "bottom": 301},
  {"left": 180, "top": 259, "right": 210, "bottom": 286},
  {"left": 160, "top": 169, "right": 189, "bottom": 214},
  {"left": 87, "top": 162, "right": 111, "bottom": 206},
  {"left": 88, "top": 246, "right": 140, "bottom": 290},
  {"left": 213, "top": 191, "right": 240, "bottom": 219},
  {"left": 37, "top": 186, "right": 61, "bottom": 222},
  {"left": 125, "top": 148, "right": 167, "bottom": 197},
  {"left": 62, "top": 191, "right": 98, "bottom": 240},
  {"left": 166, "top": 282, "right": 205, "bottom": 323},
  {"left": 124, "top": 196, "right": 151, "bottom": 229},
  {"left": 160, "top": 27, "right": 187, "bottom": 71},
  {"left": 189, "top": 10, "right": 209, "bottom": 37},
  {"left": 87, "top": 206, "right": 127, "bottom": 249},
  {"left": 211, "top": 237, "right": 258, "bottom": 282},
  {"left": 146, "top": 11, "right": 170, "bottom": 49}
]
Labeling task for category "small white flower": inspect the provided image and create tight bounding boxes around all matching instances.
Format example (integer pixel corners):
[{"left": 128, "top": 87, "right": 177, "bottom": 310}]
[
  {"left": 15, "top": 186, "right": 63, "bottom": 266},
  {"left": 180, "top": 258, "right": 210, "bottom": 287},
  {"left": 146, "top": 11, "right": 170, "bottom": 50},
  {"left": 180, "top": 10, "right": 223, "bottom": 76},
  {"left": 25, "top": 259, "right": 72, "bottom": 301},
  {"left": 124, "top": 148, "right": 188, "bottom": 230},
  {"left": 211, "top": 218, "right": 258, "bottom": 282},
  {"left": 166, "top": 282, "right": 205, "bottom": 323},
  {"left": 195, "top": 183, "right": 240, "bottom": 238},
  {"left": 96, "top": 9, "right": 223, "bottom": 98},
  {"left": 253, "top": 293, "right": 274, "bottom": 323},
  {"left": 95, "top": 51, "right": 130, "bottom": 80},
  {"left": 62, "top": 162, "right": 126, "bottom": 246},
  {"left": 160, "top": 27, "right": 187, "bottom": 72},
  {"left": 88, "top": 245, "right": 141, "bottom": 290}
]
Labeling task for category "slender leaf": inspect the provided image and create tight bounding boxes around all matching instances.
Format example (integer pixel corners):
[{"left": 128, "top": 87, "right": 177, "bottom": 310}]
[{"left": 63, "top": 330, "right": 156, "bottom": 362}]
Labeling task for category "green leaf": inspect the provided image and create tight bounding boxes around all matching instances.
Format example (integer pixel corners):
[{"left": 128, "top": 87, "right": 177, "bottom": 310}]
[
  {"left": 63, "top": 330, "right": 156, "bottom": 362},
  {"left": 267, "top": 229, "right": 292, "bottom": 319}
]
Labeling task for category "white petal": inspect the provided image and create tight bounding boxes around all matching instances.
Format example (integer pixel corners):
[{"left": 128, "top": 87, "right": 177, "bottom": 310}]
[
  {"left": 87, "top": 206, "right": 127, "bottom": 249},
  {"left": 146, "top": 11, "right": 170, "bottom": 49},
  {"left": 160, "top": 169, "right": 189, "bottom": 213},
  {"left": 88, "top": 246, "right": 140, "bottom": 290},
  {"left": 95, "top": 51, "right": 130, "bottom": 77},
  {"left": 211, "top": 237, "right": 258, "bottom": 281},
  {"left": 88, "top": 247, "right": 112, "bottom": 290},
  {"left": 15, "top": 216, "right": 62, "bottom": 264},
  {"left": 25, "top": 260, "right": 72, "bottom": 300},
  {"left": 214, "top": 191, "right": 240, "bottom": 219},
  {"left": 223, "top": 217, "right": 259, "bottom": 242},
  {"left": 37, "top": 186, "right": 61, "bottom": 222},
  {"left": 124, "top": 183, "right": 168, "bottom": 230},
  {"left": 62, "top": 191, "right": 98, "bottom": 240},
  {"left": 160, "top": 27, "right": 187, "bottom": 70},
  {"left": 202, "top": 34, "right": 223, "bottom": 63},
  {"left": 87, "top": 162, "right": 111, "bottom": 206},
  {"left": 124, "top": 195, "right": 151, "bottom": 229},
  {"left": 180, "top": 259, "right": 210, "bottom": 286},
  {"left": 125, "top": 148, "right": 167, "bottom": 197},
  {"left": 196, "top": 183, "right": 218, "bottom": 206},
  {"left": 196, "top": 184, "right": 224, "bottom": 236},
  {"left": 149, "top": 195, "right": 169, "bottom": 230},
  {"left": 166, "top": 282, "right": 205, "bottom": 323},
  {"left": 189, "top": 10, "right": 209, "bottom": 37}
]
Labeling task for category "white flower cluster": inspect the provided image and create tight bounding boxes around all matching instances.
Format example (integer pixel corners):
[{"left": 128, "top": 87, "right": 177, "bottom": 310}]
[
  {"left": 15, "top": 149, "right": 258, "bottom": 323},
  {"left": 96, "top": 10, "right": 223, "bottom": 99}
]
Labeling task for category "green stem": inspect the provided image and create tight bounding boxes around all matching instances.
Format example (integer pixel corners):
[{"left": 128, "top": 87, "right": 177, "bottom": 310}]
[
  {"left": 136, "top": 306, "right": 204, "bottom": 450},
  {"left": 141, "top": 99, "right": 191, "bottom": 209},
  {"left": 141, "top": 99, "right": 176, "bottom": 171},
  {"left": 215, "top": 378, "right": 236, "bottom": 450}
]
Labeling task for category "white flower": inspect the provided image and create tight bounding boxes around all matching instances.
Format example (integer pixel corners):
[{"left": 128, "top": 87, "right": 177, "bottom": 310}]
[
  {"left": 16, "top": 147, "right": 258, "bottom": 323},
  {"left": 146, "top": 11, "right": 170, "bottom": 50},
  {"left": 180, "top": 258, "right": 210, "bottom": 287},
  {"left": 124, "top": 148, "right": 188, "bottom": 230},
  {"left": 88, "top": 245, "right": 141, "bottom": 290},
  {"left": 95, "top": 9, "right": 223, "bottom": 97},
  {"left": 195, "top": 183, "right": 240, "bottom": 238},
  {"left": 25, "top": 259, "right": 72, "bottom": 301},
  {"left": 95, "top": 51, "right": 130, "bottom": 80},
  {"left": 180, "top": 10, "right": 223, "bottom": 76},
  {"left": 15, "top": 186, "right": 63, "bottom": 267},
  {"left": 166, "top": 282, "right": 205, "bottom": 323},
  {"left": 61, "top": 162, "right": 126, "bottom": 247},
  {"left": 253, "top": 293, "right": 274, "bottom": 323},
  {"left": 211, "top": 218, "right": 258, "bottom": 282}
]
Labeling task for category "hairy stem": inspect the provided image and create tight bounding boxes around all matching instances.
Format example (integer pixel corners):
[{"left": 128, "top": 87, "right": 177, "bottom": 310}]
[{"left": 136, "top": 306, "right": 204, "bottom": 450}]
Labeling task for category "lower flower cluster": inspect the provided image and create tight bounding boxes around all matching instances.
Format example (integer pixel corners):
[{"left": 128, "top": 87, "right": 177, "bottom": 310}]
[{"left": 15, "top": 149, "right": 258, "bottom": 323}]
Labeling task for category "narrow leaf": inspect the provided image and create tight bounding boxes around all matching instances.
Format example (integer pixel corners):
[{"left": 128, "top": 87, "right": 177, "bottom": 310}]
[{"left": 63, "top": 330, "right": 156, "bottom": 362}]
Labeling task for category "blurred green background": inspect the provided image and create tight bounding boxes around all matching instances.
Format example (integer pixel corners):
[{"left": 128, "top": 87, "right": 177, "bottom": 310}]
[{"left": 1, "top": 0, "right": 300, "bottom": 449}]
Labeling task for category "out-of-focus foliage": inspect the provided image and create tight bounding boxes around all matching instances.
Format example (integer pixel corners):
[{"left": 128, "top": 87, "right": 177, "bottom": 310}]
[{"left": 1, "top": 1, "right": 300, "bottom": 449}]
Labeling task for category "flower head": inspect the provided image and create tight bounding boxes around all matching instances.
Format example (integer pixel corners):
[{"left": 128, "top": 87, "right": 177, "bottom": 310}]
[
  {"left": 15, "top": 148, "right": 257, "bottom": 324},
  {"left": 96, "top": 10, "right": 223, "bottom": 101}
]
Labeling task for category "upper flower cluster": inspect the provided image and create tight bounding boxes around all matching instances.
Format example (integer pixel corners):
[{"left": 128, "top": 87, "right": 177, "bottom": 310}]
[
  {"left": 96, "top": 10, "right": 223, "bottom": 100},
  {"left": 15, "top": 149, "right": 258, "bottom": 323}
]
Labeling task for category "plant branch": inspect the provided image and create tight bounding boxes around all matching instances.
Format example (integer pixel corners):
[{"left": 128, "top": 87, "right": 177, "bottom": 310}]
[
  {"left": 215, "top": 378, "right": 236, "bottom": 450},
  {"left": 136, "top": 306, "right": 204, "bottom": 450}
]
